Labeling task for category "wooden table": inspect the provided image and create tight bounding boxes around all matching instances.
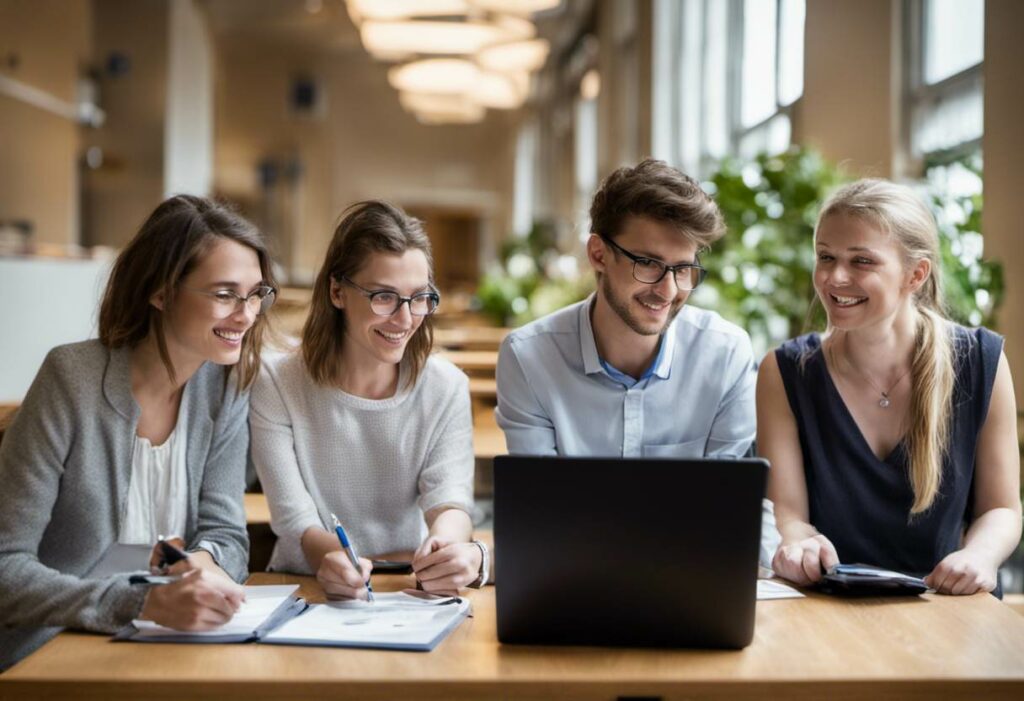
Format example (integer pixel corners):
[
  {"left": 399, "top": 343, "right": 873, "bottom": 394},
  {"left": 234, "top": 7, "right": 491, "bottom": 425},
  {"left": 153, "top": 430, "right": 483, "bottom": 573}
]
[
  {"left": 243, "top": 492, "right": 272, "bottom": 525},
  {"left": 437, "top": 350, "right": 499, "bottom": 374},
  {"left": 3, "top": 573, "right": 1023, "bottom": 700},
  {"left": 435, "top": 326, "right": 511, "bottom": 351}
]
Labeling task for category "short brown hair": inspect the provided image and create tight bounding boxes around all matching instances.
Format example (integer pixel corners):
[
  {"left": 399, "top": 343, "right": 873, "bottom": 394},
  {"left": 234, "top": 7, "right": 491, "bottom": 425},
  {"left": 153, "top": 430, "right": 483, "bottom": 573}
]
[
  {"left": 589, "top": 158, "right": 725, "bottom": 249},
  {"left": 98, "top": 195, "right": 276, "bottom": 390},
  {"left": 302, "top": 201, "right": 435, "bottom": 388}
]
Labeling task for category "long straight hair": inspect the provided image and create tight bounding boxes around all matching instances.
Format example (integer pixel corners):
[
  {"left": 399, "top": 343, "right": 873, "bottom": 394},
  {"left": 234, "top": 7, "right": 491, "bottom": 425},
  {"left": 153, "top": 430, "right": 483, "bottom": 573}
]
[
  {"left": 98, "top": 195, "right": 276, "bottom": 389},
  {"left": 302, "top": 201, "right": 435, "bottom": 388},
  {"left": 816, "top": 179, "right": 954, "bottom": 515}
]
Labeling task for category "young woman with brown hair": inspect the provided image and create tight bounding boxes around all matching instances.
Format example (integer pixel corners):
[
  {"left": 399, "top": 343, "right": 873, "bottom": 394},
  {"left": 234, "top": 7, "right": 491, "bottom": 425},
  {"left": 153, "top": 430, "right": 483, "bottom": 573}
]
[
  {"left": 757, "top": 179, "right": 1021, "bottom": 595},
  {"left": 251, "top": 201, "right": 485, "bottom": 599},
  {"left": 0, "top": 195, "right": 277, "bottom": 670}
]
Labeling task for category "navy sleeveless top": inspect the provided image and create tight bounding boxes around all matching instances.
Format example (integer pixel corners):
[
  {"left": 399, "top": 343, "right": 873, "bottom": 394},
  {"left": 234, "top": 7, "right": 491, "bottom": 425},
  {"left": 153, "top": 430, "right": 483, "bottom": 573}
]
[{"left": 775, "top": 325, "right": 1003, "bottom": 587}]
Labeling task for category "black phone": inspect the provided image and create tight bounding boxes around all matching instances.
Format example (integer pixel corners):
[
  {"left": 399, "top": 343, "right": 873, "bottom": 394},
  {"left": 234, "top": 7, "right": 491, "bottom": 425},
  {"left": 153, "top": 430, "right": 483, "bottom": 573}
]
[
  {"left": 819, "top": 563, "right": 928, "bottom": 597},
  {"left": 371, "top": 560, "right": 414, "bottom": 574}
]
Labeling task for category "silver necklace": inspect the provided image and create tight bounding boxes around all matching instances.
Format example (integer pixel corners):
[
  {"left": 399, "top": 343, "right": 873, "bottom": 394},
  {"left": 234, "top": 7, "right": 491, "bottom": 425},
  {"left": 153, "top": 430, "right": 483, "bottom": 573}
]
[{"left": 839, "top": 338, "right": 912, "bottom": 409}]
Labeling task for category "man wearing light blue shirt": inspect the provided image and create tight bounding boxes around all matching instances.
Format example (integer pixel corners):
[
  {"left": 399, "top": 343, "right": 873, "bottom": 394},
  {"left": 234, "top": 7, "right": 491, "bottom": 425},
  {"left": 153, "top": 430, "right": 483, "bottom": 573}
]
[{"left": 495, "top": 158, "right": 779, "bottom": 565}]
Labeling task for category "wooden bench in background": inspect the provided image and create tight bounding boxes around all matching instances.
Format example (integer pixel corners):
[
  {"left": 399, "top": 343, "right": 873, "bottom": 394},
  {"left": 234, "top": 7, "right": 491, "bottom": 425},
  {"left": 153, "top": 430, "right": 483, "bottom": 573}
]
[{"left": 0, "top": 403, "right": 19, "bottom": 447}]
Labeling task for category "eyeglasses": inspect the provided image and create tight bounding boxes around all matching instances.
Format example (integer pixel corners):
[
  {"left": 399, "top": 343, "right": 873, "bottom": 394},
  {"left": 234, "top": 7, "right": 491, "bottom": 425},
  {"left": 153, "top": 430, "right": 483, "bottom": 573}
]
[
  {"left": 600, "top": 236, "right": 707, "bottom": 290},
  {"left": 341, "top": 276, "right": 440, "bottom": 317},
  {"left": 186, "top": 285, "right": 277, "bottom": 319}
]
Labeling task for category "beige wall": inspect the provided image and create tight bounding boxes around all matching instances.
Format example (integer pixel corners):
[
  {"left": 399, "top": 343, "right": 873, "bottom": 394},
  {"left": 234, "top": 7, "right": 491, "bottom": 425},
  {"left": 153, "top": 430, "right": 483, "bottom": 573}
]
[
  {"left": 983, "top": 0, "right": 1024, "bottom": 397},
  {"left": 214, "top": 38, "right": 517, "bottom": 285},
  {"left": 795, "top": 0, "right": 897, "bottom": 177},
  {"left": 0, "top": 0, "right": 91, "bottom": 245}
]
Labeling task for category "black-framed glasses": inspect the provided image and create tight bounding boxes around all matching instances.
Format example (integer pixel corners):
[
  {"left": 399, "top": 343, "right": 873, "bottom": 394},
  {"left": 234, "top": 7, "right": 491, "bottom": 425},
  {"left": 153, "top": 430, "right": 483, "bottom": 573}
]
[
  {"left": 186, "top": 285, "right": 277, "bottom": 318},
  {"left": 600, "top": 235, "right": 707, "bottom": 291},
  {"left": 341, "top": 276, "right": 440, "bottom": 317}
]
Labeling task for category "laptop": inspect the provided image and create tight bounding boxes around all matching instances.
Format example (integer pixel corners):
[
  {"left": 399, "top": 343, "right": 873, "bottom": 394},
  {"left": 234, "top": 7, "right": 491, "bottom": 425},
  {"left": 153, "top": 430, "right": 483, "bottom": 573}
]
[{"left": 493, "top": 456, "right": 767, "bottom": 649}]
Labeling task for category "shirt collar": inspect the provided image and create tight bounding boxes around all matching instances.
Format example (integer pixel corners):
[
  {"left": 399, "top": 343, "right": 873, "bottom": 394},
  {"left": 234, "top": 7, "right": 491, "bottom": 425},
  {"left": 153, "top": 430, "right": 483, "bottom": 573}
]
[
  {"left": 579, "top": 294, "right": 604, "bottom": 376},
  {"left": 579, "top": 293, "right": 678, "bottom": 381}
]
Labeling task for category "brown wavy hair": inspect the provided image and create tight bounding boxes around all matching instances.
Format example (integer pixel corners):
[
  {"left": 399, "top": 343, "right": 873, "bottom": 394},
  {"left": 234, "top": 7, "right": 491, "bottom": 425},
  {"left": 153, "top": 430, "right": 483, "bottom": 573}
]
[
  {"left": 98, "top": 195, "right": 276, "bottom": 389},
  {"left": 589, "top": 158, "right": 725, "bottom": 248},
  {"left": 302, "top": 201, "right": 435, "bottom": 388}
]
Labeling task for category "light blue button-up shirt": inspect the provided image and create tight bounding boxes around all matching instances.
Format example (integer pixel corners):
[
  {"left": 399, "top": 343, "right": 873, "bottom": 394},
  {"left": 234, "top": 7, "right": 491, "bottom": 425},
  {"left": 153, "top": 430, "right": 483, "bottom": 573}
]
[
  {"left": 496, "top": 295, "right": 756, "bottom": 458},
  {"left": 495, "top": 295, "right": 780, "bottom": 566}
]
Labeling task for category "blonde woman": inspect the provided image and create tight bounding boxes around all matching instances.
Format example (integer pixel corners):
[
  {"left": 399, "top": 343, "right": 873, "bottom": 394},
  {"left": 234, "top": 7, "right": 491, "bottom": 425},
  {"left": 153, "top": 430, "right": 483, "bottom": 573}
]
[
  {"left": 757, "top": 179, "right": 1021, "bottom": 596},
  {"left": 250, "top": 201, "right": 484, "bottom": 599}
]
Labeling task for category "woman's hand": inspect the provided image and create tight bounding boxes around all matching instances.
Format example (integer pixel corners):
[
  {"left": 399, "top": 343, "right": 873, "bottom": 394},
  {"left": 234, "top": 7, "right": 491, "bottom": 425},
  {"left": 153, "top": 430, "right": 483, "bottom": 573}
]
[
  {"left": 138, "top": 569, "right": 245, "bottom": 630},
  {"left": 317, "top": 551, "right": 374, "bottom": 601},
  {"left": 925, "top": 549, "right": 999, "bottom": 595},
  {"left": 412, "top": 537, "right": 482, "bottom": 594},
  {"left": 771, "top": 534, "right": 839, "bottom": 586}
]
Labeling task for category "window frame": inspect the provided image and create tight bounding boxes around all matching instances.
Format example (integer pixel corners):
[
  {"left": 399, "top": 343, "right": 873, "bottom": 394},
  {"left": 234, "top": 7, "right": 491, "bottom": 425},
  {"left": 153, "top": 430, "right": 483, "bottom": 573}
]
[
  {"left": 656, "top": 0, "right": 804, "bottom": 177},
  {"left": 901, "top": 0, "right": 984, "bottom": 170}
]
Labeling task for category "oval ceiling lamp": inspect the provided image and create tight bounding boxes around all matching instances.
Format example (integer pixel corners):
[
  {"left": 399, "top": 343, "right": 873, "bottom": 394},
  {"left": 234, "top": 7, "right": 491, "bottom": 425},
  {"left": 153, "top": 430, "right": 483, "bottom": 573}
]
[
  {"left": 346, "top": 0, "right": 469, "bottom": 24},
  {"left": 400, "top": 91, "right": 479, "bottom": 114},
  {"left": 492, "top": 14, "right": 536, "bottom": 41},
  {"left": 388, "top": 58, "right": 481, "bottom": 95},
  {"left": 411, "top": 102, "right": 487, "bottom": 124},
  {"left": 469, "top": 0, "right": 561, "bottom": 15},
  {"left": 362, "top": 20, "right": 508, "bottom": 57},
  {"left": 476, "top": 38, "right": 550, "bottom": 73},
  {"left": 470, "top": 71, "right": 529, "bottom": 109}
]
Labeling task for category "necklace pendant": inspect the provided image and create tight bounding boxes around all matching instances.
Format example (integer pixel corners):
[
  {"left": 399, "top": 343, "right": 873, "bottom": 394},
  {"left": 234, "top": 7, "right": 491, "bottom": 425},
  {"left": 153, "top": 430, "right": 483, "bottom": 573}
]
[{"left": 879, "top": 394, "right": 891, "bottom": 408}]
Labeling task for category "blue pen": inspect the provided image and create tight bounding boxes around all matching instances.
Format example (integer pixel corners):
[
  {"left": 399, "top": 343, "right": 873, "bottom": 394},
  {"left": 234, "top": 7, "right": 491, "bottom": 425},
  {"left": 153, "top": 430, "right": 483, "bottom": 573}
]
[{"left": 330, "top": 513, "right": 375, "bottom": 603}]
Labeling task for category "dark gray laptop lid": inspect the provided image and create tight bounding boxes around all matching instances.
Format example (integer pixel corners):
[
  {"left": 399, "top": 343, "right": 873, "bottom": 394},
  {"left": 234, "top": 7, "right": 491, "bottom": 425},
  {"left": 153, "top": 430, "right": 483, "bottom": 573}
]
[{"left": 493, "top": 456, "right": 767, "bottom": 649}]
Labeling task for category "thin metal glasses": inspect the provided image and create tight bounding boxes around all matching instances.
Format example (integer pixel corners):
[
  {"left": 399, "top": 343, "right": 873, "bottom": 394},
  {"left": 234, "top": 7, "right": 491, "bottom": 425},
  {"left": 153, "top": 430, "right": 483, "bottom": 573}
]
[
  {"left": 341, "top": 276, "right": 440, "bottom": 317},
  {"left": 600, "top": 236, "right": 707, "bottom": 290},
  {"left": 187, "top": 285, "right": 277, "bottom": 319}
]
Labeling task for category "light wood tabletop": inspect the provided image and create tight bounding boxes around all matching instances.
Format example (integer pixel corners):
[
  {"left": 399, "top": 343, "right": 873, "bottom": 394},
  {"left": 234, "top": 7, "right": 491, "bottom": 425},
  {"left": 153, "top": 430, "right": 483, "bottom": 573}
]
[
  {"left": 434, "top": 326, "right": 511, "bottom": 351},
  {"left": 3, "top": 572, "right": 1023, "bottom": 700},
  {"left": 436, "top": 349, "right": 499, "bottom": 373},
  {"left": 243, "top": 493, "right": 272, "bottom": 525}
]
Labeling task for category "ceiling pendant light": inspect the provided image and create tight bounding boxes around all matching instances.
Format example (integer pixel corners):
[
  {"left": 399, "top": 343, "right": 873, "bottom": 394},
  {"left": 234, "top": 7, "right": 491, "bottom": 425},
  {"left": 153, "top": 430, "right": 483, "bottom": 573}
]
[
  {"left": 410, "top": 100, "right": 486, "bottom": 124},
  {"left": 362, "top": 20, "right": 509, "bottom": 57},
  {"left": 468, "top": 0, "right": 561, "bottom": 16},
  {"left": 388, "top": 58, "right": 481, "bottom": 95},
  {"left": 346, "top": 0, "right": 469, "bottom": 25},
  {"left": 470, "top": 71, "right": 529, "bottom": 109},
  {"left": 476, "top": 38, "right": 550, "bottom": 73},
  {"left": 400, "top": 91, "right": 484, "bottom": 119}
]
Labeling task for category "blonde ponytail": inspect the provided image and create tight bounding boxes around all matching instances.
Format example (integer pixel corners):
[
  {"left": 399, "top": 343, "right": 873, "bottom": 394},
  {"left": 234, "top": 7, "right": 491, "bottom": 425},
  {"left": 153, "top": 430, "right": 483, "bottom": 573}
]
[{"left": 906, "top": 304, "right": 954, "bottom": 514}]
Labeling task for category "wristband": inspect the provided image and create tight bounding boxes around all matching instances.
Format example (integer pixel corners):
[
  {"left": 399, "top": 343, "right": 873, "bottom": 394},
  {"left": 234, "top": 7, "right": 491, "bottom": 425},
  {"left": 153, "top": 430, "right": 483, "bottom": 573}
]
[{"left": 468, "top": 540, "right": 490, "bottom": 588}]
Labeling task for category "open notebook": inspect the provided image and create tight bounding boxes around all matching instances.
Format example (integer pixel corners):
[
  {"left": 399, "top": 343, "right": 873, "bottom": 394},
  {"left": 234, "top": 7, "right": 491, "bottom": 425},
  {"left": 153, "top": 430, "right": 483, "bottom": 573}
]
[
  {"left": 115, "top": 587, "right": 470, "bottom": 652},
  {"left": 262, "top": 590, "right": 473, "bottom": 651},
  {"left": 115, "top": 585, "right": 305, "bottom": 643}
]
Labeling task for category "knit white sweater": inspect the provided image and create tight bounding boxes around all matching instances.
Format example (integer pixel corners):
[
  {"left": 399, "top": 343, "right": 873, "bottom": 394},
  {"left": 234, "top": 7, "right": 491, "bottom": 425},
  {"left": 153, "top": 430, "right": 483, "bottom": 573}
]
[{"left": 250, "top": 351, "right": 475, "bottom": 574}]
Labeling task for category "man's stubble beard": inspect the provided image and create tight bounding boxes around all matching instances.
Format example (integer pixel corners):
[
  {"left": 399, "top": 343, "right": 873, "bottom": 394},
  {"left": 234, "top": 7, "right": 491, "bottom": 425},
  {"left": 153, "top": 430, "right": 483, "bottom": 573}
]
[{"left": 599, "top": 274, "right": 685, "bottom": 337}]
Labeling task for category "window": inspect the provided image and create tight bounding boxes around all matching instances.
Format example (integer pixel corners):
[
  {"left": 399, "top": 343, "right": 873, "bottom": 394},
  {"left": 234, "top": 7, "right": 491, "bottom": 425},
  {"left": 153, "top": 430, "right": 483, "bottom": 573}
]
[
  {"left": 574, "top": 74, "right": 599, "bottom": 235},
  {"left": 512, "top": 119, "right": 538, "bottom": 237},
  {"left": 905, "top": 0, "right": 984, "bottom": 162},
  {"left": 653, "top": 0, "right": 806, "bottom": 176}
]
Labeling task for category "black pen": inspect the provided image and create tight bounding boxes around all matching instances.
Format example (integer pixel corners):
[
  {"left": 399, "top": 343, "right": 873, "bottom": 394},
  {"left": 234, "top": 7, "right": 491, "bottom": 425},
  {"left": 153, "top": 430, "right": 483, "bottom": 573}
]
[{"left": 157, "top": 539, "right": 189, "bottom": 570}]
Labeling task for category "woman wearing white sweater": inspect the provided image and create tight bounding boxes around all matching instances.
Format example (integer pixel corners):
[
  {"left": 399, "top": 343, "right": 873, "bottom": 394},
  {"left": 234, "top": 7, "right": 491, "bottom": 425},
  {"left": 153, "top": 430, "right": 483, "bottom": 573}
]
[{"left": 251, "top": 201, "right": 485, "bottom": 598}]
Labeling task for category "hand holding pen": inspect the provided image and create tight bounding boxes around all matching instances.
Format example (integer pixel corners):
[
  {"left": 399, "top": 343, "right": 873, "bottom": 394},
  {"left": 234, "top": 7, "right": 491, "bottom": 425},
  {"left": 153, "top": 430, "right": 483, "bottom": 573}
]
[{"left": 316, "top": 513, "right": 375, "bottom": 602}]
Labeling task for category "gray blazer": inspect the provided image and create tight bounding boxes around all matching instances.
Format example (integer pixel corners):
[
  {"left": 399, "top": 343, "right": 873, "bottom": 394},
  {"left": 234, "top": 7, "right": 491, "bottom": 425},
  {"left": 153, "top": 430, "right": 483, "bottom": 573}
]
[{"left": 0, "top": 340, "right": 250, "bottom": 670}]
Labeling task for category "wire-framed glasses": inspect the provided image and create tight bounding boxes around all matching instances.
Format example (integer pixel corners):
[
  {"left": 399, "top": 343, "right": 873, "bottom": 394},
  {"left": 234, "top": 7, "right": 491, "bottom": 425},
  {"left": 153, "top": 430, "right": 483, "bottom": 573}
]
[
  {"left": 186, "top": 285, "right": 277, "bottom": 319},
  {"left": 341, "top": 277, "right": 440, "bottom": 317},
  {"left": 600, "top": 236, "right": 707, "bottom": 291}
]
